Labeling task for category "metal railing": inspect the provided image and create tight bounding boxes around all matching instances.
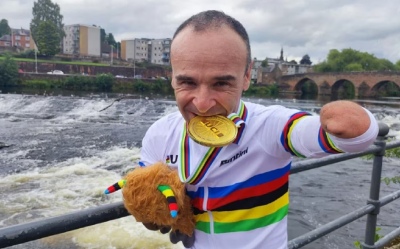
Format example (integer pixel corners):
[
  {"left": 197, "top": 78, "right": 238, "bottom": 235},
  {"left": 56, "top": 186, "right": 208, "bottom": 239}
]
[{"left": 1, "top": 123, "right": 400, "bottom": 249}]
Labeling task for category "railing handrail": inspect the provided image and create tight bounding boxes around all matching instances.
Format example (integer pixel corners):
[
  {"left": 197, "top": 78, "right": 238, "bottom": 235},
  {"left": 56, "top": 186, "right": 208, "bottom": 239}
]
[{"left": 1, "top": 124, "right": 400, "bottom": 249}]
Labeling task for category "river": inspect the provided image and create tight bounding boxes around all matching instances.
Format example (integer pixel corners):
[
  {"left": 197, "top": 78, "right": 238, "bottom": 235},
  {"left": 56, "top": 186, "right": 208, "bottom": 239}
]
[{"left": 0, "top": 91, "right": 399, "bottom": 249}]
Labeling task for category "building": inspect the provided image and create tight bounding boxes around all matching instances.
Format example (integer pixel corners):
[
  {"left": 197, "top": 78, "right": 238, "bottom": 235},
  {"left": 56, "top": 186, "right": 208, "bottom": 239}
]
[
  {"left": 0, "top": 28, "right": 33, "bottom": 50},
  {"left": 63, "top": 24, "right": 101, "bottom": 57},
  {"left": 121, "top": 38, "right": 150, "bottom": 62},
  {"left": 253, "top": 48, "right": 313, "bottom": 84},
  {"left": 121, "top": 38, "right": 171, "bottom": 65},
  {"left": 0, "top": 35, "right": 11, "bottom": 47},
  {"left": 149, "top": 39, "right": 171, "bottom": 65},
  {"left": 11, "top": 28, "right": 32, "bottom": 50}
]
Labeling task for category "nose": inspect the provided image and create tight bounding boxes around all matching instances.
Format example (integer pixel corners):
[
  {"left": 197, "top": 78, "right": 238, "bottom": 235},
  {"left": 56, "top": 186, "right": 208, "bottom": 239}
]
[{"left": 192, "top": 86, "right": 216, "bottom": 114}]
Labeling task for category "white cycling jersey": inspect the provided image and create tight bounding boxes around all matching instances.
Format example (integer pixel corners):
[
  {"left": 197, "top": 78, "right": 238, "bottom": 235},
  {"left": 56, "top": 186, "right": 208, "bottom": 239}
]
[{"left": 140, "top": 101, "right": 378, "bottom": 249}]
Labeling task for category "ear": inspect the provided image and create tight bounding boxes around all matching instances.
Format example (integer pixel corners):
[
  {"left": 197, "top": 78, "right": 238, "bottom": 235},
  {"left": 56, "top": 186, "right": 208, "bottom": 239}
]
[
  {"left": 243, "top": 60, "right": 253, "bottom": 91},
  {"left": 158, "top": 185, "right": 178, "bottom": 218}
]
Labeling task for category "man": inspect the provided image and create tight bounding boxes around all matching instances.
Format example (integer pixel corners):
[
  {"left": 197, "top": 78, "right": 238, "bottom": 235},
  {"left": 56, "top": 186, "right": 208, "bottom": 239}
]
[{"left": 139, "top": 10, "right": 379, "bottom": 249}]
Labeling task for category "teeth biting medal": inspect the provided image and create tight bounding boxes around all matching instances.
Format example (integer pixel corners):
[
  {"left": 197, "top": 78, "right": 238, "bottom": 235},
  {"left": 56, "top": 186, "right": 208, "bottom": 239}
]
[{"left": 187, "top": 115, "right": 237, "bottom": 147}]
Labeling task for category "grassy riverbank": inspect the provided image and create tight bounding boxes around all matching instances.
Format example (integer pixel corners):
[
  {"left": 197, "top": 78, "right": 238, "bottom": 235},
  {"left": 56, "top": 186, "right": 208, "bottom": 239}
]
[{"left": 5, "top": 73, "right": 281, "bottom": 97}]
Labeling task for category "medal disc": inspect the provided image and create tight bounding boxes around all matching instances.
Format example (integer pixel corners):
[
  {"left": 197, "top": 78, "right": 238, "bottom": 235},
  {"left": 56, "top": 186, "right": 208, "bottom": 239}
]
[{"left": 187, "top": 115, "right": 237, "bottom": 147}]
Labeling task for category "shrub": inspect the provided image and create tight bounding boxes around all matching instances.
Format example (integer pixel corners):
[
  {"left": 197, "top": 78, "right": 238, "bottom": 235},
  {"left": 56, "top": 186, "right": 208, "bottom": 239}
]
[
  {"left": 133, "top": 80, "right": 151, "bottom": 92},
  {"left": 0, "top": 54, "right": 19, "bottom": 87},
  {"left": 95, "top": 73, "right": 114, "bottom": 90},
  {"left": 63, "top": 75, "right": 94, "bottom": 90}
]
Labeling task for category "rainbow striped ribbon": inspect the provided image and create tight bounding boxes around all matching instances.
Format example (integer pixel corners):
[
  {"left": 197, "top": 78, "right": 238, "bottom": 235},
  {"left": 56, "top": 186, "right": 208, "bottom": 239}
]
[{"left": 179, "top": 101, "right": 248, "bottom": 185}]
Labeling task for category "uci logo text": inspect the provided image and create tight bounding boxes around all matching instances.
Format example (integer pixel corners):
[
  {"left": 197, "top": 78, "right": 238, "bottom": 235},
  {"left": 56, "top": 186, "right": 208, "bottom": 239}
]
[
  {"left": 201, "top": 121, "right": 224, "bottom": 137},
  {"left": 166, "top": 155, "right": 178, "bottom": 164}
]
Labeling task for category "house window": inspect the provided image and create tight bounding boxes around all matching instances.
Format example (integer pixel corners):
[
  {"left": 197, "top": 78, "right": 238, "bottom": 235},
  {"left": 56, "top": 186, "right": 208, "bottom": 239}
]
[
  {"left": 25, "top": 43, "right": 30, "bottom": 47},
  {"left": 15, "top": 36, "right": 21, "bottom": 40},
  {"left": 26, "top": 37, "right": 30, "bottom": 41}
]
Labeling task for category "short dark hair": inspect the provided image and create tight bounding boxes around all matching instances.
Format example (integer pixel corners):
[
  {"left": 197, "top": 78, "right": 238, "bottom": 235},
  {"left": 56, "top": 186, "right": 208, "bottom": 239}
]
[{"left": 172, "top": 10, "right": 252, "bottom": 74}]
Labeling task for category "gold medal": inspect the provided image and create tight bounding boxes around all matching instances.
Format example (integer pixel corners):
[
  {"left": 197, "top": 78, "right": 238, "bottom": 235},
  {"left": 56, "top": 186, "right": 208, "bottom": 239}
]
[{"left": 187, "top": 115, "right": 237, "bottom": 147}]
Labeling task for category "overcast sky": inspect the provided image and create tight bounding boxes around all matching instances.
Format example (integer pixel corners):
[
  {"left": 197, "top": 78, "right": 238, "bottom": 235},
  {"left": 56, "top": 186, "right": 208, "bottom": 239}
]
[{"left": 1, "top": 0, "right": 399, "bottom": 63}]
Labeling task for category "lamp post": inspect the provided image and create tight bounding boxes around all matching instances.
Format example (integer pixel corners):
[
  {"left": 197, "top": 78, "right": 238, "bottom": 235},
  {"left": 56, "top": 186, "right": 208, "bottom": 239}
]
[
  {"left": 110, "top": 45, "right": 113, "bottom": 65},
  {"left": 34, "top": 43, "right": 38, "bottom": 73},
  {"left": 133, "top": 40, "right": 136, "bottom": 77}
]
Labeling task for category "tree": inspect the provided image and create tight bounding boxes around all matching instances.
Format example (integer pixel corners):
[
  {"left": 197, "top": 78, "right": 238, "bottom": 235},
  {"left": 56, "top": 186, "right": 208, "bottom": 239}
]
[
  {"left": 0, "top": 54, "right": 19, "bottom": 86},
  {"left": 344, "top": 63, "right": 363, "bottom": 72},
  {"left": 35, "top": 21, "right": 60, "bottom": 56},
  {"left": 261, "top": 57, "right": 269, "bottom": 67},
  {"left": 106, "top": 33, "right": 116, "bottom": 46},
  {"left": 377, "top": 59, "right": 396, "bottom": 71},
  {"left": 100, "top": 28, "right": 107, "bottom": 43},
  {"left": 300, "top": 54, "right": 312, "bottom": 65},
  {"left": 30, "top": 0, "right": 65, "bottom": 45},
  {"left": 314, "top": 48, "right": 396, "bottom": 72},
  {"left": 0, "top": 19, "right": 10, "bottom": 37}
]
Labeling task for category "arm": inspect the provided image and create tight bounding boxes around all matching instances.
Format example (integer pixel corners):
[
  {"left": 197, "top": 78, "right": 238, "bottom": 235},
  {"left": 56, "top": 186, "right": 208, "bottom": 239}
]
[
  {"left": 277, "top": 102, "right": 378, "bottom": 158},
  {"left": 320, "top": 100, "right": 370, "bottom": 138}
]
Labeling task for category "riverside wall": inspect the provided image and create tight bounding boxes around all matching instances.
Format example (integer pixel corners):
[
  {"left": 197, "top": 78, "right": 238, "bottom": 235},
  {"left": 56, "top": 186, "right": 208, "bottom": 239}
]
[{"left": 16, "top": 61, "right": 171, "bottom": 79}]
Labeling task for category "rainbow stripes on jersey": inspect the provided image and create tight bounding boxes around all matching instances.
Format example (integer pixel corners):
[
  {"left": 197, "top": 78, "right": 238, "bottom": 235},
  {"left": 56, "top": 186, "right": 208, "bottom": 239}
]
[
  {"left": 318, "top": 127, "right": 343, "bottom": 154},
  {"left": 179, "top": 101, "right": 248, "bottom": 185},
  {"left": 187, "top": 163, "right": 290, "bottom": 234},
  {"left": 281, "top": 112, "right": 311, "bottom": 157},
  {"left": 281, "top": 111, "right": 343, "bottom": 157}
]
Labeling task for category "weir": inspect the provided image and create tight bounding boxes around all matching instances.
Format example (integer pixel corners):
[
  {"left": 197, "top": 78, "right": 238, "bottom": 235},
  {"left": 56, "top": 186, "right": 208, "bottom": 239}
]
[{"left": 0, "top": 123, "right": 400, "bottom": 249}]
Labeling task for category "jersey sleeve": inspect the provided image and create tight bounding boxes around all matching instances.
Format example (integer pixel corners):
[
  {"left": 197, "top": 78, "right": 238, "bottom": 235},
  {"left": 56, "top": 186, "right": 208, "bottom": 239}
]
[
  {"left": 280, "top": 108, "right": 378, "bottom": 158},
  {"left": 140, "top": 120, "right": 167, "bottom": 166}
]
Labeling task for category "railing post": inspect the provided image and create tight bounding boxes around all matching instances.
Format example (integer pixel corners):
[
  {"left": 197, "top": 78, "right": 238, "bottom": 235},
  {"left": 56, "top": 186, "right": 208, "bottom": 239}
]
[{"left": 362, "top": 123, "right": 389, "bottom": 249}]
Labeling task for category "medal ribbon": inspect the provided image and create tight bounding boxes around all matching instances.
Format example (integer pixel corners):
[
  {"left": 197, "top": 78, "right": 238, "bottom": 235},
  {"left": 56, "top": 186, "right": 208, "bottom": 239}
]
[{"left": 179, "top": 101, "right": 248, "bottom": 185}]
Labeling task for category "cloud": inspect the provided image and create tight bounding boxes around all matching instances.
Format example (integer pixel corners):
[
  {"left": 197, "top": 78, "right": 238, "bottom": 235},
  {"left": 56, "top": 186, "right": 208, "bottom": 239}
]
[{"left": 0, "top": 0, "right": 399, "bottom": 63}]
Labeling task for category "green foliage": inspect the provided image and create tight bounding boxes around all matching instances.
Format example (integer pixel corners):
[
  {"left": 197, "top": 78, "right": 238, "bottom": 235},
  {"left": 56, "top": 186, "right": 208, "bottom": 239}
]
[
  {"left": 100, "top": 29, "right": 106, "bottom": 43},
  {"left": 63, "top": 76, "right": 94, "bottom": 90},
  {"left": 301, "top": 80, "right": 318, "bottom": 95},
  {"left": 375, "top": 82, "right": 400, "bottom": 97},
  {"left": 0, "top": 54, "right": 19, "bottom": 86},
  {"left": 23, "top": 79, "right": 55, "bottom": 89},
  {"left": 382, "top": 176, "right": 400, "bottom": 185},
  {"left": 341, "top": 81, "right": 355, "bottom": 99},
  {"left": 362, "top": 142, "right": 400, "bottom": 186},
  {"left": 261, "top": 58, "right": 269, "bottom": 67},
  {"left": 30, "top": 0, "right": 65, "bottom": 43},
  {"left": 314, "top": 48, "right": 396, "bottom": 73},
  {"left": 106, "top": 33, "right": 116, "bottom": 46},
  {"left": 354, "top": 228, "right": 383, "bottom": 248},
  {"left": 0, "top": 19, "right": 11, "bottom": 37},
  {"left": 14, "top": 50, "right": 36, "bottom": 59},
  {"left": 22, "top": 74, "right": 116, "bottom": 91},
  {"left": 344, "top": 63, "right": 363, "bottom": 72},
  {"left": 36, "top": 21, "right": 61, "bottom": 56},
  {"left": 95, "top": 74, "right": 114, "bottom": 91},
  {"left": 377, "top": 59, "right": 396, "bottom": 71},
  {"left": 133, "top": 80, "right": 151, "bottom": 92},
  {"left": 242, "top": 83, "right": 279, "bottom": 97},
  {"left": 300, "top": 54, "right": 312, "bottom": 65}
]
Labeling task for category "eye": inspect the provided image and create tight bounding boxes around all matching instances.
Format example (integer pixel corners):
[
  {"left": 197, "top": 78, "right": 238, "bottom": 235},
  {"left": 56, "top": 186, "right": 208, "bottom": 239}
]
[
  {"left": 176, "top": 80, "right": 196, "bottom": 88},
  {"left": 181, "top": 80, "right": 196, "bottom": 86},
  {"left": 214, "top": 81, "right": 230, "bottom": 87}
]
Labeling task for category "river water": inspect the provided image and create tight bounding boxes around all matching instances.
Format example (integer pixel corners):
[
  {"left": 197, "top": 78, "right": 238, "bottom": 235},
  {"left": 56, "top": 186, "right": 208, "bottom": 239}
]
[{"left": 0, "top": 91, "right": 399, "bottom": 249}]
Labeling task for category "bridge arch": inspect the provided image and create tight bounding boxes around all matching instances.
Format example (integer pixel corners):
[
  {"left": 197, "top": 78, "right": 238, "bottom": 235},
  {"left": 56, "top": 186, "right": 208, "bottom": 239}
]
[
  {"left": 280, "top": 71, "right": 400, "bottom": 97},
  {"left": 370, "top": 80, "right": 400, "bottom": 97},
  {"left": 331, "top": 79, "right": 355, "bottom": 99},
  {"left": 294, "top": 78, "right": 318, "bottom": 96}
]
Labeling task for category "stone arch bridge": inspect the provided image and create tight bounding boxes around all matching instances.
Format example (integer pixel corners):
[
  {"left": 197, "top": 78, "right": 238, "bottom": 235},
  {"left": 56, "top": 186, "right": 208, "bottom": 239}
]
[{"left": 278, "top": 71, "right": 400, "bottom": 97}]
